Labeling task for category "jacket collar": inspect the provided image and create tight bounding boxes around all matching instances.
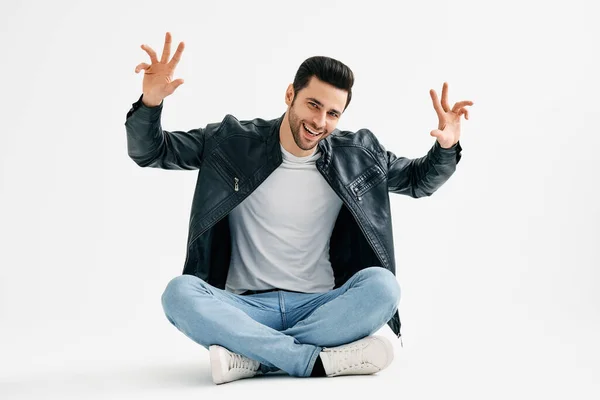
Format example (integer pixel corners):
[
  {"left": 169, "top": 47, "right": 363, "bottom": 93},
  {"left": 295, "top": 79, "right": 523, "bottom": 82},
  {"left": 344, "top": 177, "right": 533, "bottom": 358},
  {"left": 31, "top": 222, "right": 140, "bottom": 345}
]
[{"left": 266, "top": 113, "right": 285, "bottom": 167}]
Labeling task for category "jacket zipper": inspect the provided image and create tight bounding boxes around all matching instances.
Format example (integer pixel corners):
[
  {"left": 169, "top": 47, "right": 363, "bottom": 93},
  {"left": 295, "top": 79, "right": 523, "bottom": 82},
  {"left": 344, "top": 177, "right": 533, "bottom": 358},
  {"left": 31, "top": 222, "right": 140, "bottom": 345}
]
[
  {"left": 318, "top": 162, "right": 403, "bottom": 341},
  {"left": 188, "top": 162, "right": 280, "bottom": 244},
  {"left": 353, "top": 186, "right": 362, "bottom": 201},
  {"left": 350, "top": 165, "right": 385, "bottom": 201},
  {"left": 213, "top": 151, "right": 242, "bottom": 192}
]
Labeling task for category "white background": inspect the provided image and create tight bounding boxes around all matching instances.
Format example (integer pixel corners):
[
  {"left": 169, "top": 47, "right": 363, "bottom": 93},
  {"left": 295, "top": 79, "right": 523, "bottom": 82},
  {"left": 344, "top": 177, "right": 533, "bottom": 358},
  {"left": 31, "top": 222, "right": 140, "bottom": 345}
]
[{"left": 1, "top": 0, "right": 598, "bottom": 398}]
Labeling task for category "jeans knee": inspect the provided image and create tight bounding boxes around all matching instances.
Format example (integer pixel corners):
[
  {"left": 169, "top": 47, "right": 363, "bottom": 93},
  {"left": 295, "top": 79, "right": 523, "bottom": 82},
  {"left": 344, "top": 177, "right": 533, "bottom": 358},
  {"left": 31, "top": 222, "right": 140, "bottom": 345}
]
[
  {"left": 360, "top": 267, "right": 401, "bottom": 309},
  {"left": 161, "top": 274, "right": 201, "bottom": 317}
]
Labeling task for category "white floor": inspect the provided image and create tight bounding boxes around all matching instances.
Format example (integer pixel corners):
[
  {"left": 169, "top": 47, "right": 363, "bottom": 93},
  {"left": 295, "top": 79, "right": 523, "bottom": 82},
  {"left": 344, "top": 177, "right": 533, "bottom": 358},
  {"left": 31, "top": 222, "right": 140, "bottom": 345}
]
[{"left": 2, "top": 314, "right": 599, "bottom": 400}]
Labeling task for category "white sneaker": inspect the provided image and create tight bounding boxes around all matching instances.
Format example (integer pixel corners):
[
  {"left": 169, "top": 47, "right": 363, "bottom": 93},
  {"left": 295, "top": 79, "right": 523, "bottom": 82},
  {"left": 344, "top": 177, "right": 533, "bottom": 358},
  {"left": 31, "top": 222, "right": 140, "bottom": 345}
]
[
  {"left": 209, "top": 345, "right": 261, "bottom": 385},
  {"left": 319, "top": 336, "right": 394, "bottom": 377}
]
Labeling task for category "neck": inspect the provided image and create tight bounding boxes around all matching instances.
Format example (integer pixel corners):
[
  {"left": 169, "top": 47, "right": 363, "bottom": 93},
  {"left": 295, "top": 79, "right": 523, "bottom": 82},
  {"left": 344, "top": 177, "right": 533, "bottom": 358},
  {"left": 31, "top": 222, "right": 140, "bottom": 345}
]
[{"left": 279, "top": 110, "right": 315, "bottom": 157}]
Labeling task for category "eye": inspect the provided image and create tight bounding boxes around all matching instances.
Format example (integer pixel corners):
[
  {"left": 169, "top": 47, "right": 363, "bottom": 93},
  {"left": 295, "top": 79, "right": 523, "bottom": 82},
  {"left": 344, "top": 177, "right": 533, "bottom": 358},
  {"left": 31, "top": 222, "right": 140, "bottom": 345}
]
[
  {"left": 329, "top": 111, "right": 339, "bottom": 118},
  {"left": 309, "top": 102, "right": 318, "bottom": 108}
]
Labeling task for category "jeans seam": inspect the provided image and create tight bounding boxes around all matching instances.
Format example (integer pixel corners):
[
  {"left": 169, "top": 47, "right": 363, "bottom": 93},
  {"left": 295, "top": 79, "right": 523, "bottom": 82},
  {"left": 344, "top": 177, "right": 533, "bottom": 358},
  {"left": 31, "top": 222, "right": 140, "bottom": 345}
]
[
  {"left": 303, "top": 346, "right": 323, "bottom": 377},
  {"left": 278, "top": 291, "right": 287, "bottom": 329}
]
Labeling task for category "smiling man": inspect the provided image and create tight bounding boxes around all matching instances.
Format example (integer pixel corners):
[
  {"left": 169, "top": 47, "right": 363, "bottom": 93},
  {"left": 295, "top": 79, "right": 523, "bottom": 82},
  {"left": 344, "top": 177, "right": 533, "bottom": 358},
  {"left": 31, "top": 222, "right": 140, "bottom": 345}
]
[
  {"left": 125, "top": 32, "right": 473, "bottom": 385},
  {"left": 282, "top": 72, "right": 347, "bottom": 156}
]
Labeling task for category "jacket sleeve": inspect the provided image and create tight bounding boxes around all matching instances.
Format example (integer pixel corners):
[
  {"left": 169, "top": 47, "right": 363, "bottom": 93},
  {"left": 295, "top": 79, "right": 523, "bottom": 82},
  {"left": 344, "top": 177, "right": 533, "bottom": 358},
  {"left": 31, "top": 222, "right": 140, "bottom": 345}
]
[
  {"left": 124, "top": 94, "right": 222, "bottom": 170},
  {"left": 384, "top": 140, "right": 462, "bottom": 198}
]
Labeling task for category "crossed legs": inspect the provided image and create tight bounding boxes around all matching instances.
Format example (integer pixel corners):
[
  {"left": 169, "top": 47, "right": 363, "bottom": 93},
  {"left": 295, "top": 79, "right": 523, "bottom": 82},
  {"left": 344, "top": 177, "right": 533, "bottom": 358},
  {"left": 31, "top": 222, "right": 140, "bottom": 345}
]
[{"left": 161, "top": 267, "right": 401, "bottom": 377}]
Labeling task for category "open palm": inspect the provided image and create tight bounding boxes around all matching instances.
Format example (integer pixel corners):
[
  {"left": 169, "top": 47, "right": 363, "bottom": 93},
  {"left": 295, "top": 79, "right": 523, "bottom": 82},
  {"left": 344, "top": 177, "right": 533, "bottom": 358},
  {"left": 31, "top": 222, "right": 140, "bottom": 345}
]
[{"left": 134, "top": 32, "right": 186, "bottom": 106}]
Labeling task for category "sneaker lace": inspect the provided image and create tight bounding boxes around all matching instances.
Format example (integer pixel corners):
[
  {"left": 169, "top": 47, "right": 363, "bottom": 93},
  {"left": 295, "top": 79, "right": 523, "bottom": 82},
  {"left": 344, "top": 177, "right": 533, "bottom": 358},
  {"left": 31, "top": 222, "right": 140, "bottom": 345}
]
[
  {"left": 229, "top": 353, "right": 257, "bottom": 371},
  {"left": 331, "top": 345, "right": 367, "bottom": 373}
]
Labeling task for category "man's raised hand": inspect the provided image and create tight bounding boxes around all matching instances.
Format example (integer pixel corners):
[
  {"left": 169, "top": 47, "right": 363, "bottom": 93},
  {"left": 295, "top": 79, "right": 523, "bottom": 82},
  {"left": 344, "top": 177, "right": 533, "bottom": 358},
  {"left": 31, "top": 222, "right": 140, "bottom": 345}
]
[
  {"left": 429, "top": 82, "right": 474, "bottom": 149},
  {"left": 134, "top": 32, "right": 185, "bottom": 107}
]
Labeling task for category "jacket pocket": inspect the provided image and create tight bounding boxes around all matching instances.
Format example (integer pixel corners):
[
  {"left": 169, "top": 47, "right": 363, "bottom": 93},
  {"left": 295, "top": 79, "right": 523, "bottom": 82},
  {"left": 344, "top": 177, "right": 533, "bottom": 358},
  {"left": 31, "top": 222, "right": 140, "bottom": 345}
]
[
  {"left": 209, "top": 148, "right": 244, "bottom": 192},
  {"left": 348, "top": 164, "right": 385, "bottom": 200}
]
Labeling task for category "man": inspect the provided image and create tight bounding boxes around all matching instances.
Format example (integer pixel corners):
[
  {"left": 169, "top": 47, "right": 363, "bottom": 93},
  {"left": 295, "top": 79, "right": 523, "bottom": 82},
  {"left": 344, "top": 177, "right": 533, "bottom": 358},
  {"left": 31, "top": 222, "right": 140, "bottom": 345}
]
[{"left": 125, "top": 32, "right": 473, "bottom": 385}]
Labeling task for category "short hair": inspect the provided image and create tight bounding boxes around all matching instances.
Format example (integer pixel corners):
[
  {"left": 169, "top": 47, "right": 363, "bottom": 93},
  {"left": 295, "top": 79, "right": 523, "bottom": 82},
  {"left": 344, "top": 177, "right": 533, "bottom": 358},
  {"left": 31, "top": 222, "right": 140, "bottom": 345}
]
[{"left": 292, "top": 56, "right": 354, "bottom": 111}]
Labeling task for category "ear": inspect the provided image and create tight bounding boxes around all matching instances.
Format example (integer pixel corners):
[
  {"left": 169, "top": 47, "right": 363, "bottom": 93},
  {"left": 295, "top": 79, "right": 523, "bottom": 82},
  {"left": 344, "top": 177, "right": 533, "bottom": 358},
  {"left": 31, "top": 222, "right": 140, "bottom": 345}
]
[{"left": 285, "top": 84, "right": 294, "bottom": 106}]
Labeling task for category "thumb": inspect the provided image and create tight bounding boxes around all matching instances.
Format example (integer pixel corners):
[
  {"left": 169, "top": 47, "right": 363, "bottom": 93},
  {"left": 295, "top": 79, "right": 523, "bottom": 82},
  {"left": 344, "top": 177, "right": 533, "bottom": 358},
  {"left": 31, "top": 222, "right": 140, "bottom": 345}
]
[
  {"left": 167, "top": 79, "right": 185, "bottom": 94},
  {"left": 430, "top": 129, "right": 443, "bottom": 139}
]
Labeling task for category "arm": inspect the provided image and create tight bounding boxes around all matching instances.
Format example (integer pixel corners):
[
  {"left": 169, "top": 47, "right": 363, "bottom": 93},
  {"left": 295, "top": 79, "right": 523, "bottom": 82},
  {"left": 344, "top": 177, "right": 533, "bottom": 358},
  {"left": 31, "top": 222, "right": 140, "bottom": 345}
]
[
  {"left": 126, "top": 33, "right": 220, "bottom": 169},
  {"left": 384, "top": 81, "right": 472, "bottom": 197},
  {"left": 124, "top": 94, "right": 221, "bottom": 170},
  {"left": 384, "top": 140, "right": 462, "bottom": 198}
]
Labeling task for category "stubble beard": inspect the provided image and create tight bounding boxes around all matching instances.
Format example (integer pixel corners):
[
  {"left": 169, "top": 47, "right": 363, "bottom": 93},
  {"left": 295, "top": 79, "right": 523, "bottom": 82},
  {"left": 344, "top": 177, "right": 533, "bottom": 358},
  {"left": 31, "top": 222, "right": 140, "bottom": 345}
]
[{"left": 288, "top": 105, "right": 322, "bottom": 151}]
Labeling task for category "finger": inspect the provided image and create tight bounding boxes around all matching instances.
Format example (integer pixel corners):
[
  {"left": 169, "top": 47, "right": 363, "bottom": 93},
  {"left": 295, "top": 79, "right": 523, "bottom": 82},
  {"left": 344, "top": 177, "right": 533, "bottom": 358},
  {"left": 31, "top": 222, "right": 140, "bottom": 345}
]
[
  {"left": 169, "top": 41, "right": 185, "bottom": 68},
  {"left": 135, "top": 62, "right": 150, "bottom": 73},
  {"left": 166, "top": 78, "right": 185, "bottom": 95},
  {"left": 430, "top": 129, "right": 443, "bottom": 139},
  {"left": 452, "top": 100, "right": 474, "bottom": 113},
  {"left": 457, "top": 108, "right": 470, "bottom": 120},
  {"left": 440, "top": 82, "right": 451, "bottom": 112},
  {"left": 429, "top": 89, "right": 444, "bottom": 120},
  {"left": 171, "top": 78, "right": 185, "bottom": 91},
  {"left": 160, "top": 32, "right": 172, "bottom": 64},
  {"left": 141, "top": 44, "right": 159, "bottom": 64}
]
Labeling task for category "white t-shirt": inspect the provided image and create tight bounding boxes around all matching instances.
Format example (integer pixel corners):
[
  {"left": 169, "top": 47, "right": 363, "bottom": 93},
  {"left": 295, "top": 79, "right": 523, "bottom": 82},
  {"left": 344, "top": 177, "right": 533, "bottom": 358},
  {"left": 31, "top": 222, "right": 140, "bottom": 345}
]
[{"left": 225, "top": 143, "right": 344, "bottom": 294}]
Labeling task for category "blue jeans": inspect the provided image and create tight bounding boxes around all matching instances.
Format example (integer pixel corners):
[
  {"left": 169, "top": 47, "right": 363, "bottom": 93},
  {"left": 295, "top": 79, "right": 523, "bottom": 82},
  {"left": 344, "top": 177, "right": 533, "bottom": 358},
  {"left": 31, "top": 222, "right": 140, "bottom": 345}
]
[{"left": 161, "top": 266, "right": 401, "bottom": 377}]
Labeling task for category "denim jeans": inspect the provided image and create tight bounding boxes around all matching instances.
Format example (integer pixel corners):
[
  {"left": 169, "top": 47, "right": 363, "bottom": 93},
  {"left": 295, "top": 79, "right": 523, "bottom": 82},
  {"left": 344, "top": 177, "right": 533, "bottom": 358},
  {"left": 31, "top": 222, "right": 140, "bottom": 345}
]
[{"left": 161, "top": 266, "right": 401, "bottom": 377}]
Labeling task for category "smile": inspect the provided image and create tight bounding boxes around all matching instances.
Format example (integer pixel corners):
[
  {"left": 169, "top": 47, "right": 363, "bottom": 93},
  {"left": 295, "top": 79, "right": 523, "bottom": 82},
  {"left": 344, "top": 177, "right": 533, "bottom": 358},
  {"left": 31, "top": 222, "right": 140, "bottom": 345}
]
[{"left": 303, "top": 123, "right": 323, "bottom": 136}]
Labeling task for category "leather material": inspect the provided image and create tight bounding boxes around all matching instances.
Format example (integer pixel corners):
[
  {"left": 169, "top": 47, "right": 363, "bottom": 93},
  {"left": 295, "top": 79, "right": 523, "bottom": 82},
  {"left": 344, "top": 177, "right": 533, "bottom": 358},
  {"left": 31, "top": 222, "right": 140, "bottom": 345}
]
[{"left": 125, "top": 94, "right": 463, "bottom": 338}]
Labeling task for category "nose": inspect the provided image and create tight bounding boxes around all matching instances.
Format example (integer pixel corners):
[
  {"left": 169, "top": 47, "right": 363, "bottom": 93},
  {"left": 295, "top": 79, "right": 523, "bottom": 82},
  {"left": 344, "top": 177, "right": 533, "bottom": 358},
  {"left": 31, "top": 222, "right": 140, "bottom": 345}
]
[{"left": 312, "top": 111, "right": 326, "bottom": 130}]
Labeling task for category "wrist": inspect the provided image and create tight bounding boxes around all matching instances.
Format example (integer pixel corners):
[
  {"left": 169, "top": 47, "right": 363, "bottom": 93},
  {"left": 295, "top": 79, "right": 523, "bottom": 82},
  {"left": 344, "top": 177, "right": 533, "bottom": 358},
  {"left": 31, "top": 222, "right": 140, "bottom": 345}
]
[
  {"left": 141, "top": 94, "right": 162, "bottom": 108},
  {"left": 437, "top": 140, "right": 458, "bottom": 150}
]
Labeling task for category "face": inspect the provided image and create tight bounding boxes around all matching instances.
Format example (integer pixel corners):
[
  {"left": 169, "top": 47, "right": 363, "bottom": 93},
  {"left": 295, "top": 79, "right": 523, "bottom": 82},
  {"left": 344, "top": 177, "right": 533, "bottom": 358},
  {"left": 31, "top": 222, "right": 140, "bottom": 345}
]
[{"left": 285, "top": 76, "right": 348, "bottom": 153}]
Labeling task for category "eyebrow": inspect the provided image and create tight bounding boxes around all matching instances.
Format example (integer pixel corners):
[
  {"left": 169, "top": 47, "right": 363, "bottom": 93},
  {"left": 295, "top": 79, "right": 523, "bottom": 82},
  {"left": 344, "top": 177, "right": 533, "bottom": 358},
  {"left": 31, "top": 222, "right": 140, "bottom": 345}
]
[{"left": 306, "top": 97, "right": 342, "bottom": 116}]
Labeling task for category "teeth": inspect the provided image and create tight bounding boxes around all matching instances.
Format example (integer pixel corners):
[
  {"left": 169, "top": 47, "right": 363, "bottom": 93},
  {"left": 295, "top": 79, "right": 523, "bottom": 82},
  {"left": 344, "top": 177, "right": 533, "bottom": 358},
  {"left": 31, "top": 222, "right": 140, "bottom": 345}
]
[{"left": 304, "top": 123, "right": 321, "bottom": 136}]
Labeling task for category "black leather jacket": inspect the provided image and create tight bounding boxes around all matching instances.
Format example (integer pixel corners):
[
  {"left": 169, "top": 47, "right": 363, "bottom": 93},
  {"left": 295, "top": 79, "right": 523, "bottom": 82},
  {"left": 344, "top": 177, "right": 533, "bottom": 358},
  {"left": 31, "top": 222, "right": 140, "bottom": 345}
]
[{"left": 124, "top": 94, "right": 462, "bottom": 339}]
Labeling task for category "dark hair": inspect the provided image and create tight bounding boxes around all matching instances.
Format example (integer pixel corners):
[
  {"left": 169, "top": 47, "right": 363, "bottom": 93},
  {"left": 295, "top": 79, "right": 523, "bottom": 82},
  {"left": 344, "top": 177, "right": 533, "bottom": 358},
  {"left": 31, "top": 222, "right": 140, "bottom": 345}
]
[{"left": 292, "top": 56, "right": 354, "bottom": 111}]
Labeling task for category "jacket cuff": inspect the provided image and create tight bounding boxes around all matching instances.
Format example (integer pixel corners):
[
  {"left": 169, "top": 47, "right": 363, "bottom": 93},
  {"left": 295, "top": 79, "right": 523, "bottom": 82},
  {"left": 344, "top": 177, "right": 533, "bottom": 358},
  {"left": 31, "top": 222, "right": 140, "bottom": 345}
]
[
  {"left": 126, "top": 93, "right": 164, "bottom": 120},
  {"left": 432, "top": 140, "right": 462, "bottom": 164}
]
